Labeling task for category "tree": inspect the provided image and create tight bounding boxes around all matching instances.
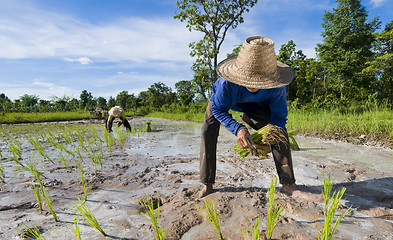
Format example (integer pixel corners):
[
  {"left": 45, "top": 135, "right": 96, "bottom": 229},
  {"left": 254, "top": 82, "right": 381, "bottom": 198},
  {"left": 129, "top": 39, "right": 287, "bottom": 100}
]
[
  {"left": 38, "top": 99, "right": 51, "bottom": 112},
  {"left": 97, "top": 97, "right": 107, "bottom": 109},
  {"left": 79, "top": 90, "right": 93, "bottom": 111},
  {"left": 51, "top": 95, "right": 70, "bottom": 112},
  {"left": 127, "top": 94, "right": 138, "bottom": 115},
  {"left": 363, "top": 20, "right": 393, "bottom": 105},
  {"left": 116, "top": 91, "right": 130, "bottom": 110},
  {"left": 107, "top": 96, "right": 116, "bottom": 108},
  {"left": 174, "top": 0, "right": 258, "bottom": 98},
  {"left": 19, "top": 94, "right": 39, "bottom": 112},
  {"left": 316, "top": 0, "right": 380, "bottom": 101},
  {"left": 277, "top": 41, "right": 315, "bottom": 104},
  {"left": 147, "top": 82, "right": 177, "bottom": 110},
  {"left": 0, "top": 93, "right": 11, "bottom": 114},
  {"left": 175, "top": 80, "right": 195, "bottom": 105},
  {"left": 67, "top": 98, "right": 79, "bottom": 111}
]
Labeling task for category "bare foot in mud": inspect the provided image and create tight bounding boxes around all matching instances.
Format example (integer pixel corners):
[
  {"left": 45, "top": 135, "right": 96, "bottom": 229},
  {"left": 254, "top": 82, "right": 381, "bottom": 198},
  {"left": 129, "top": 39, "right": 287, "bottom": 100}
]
[
  {"left": 199, "top": 183, "right": 213, "bottom": 198},
  {"left": 281, "top": 184, "right": 295, "bottom": 196}
]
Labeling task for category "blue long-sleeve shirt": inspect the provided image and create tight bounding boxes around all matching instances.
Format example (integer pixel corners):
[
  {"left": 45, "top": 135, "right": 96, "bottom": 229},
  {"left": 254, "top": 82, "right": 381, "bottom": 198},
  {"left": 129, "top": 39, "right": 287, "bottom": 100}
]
[{"left": 210, "top": 77, "right": 288, "bottom": 135}]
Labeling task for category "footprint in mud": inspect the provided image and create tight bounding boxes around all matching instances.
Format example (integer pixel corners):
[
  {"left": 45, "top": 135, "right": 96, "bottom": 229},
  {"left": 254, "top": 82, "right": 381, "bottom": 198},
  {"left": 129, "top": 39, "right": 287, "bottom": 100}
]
[{"left": 346, "top": 168, "right": 357, "bottom": 181}]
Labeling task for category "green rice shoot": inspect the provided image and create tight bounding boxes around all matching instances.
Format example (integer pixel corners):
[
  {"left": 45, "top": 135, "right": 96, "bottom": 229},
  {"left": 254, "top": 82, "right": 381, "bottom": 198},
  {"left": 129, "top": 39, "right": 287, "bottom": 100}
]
[{"left": 194, "top": 199, "right": 224, "bottom": 240}]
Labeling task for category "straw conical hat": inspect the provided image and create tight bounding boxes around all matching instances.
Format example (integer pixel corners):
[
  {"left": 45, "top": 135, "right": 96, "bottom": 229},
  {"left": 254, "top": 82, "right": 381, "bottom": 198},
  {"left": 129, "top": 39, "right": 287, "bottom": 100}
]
[{"left": 217, "top": 36, "right": 294, "bottom": 89}]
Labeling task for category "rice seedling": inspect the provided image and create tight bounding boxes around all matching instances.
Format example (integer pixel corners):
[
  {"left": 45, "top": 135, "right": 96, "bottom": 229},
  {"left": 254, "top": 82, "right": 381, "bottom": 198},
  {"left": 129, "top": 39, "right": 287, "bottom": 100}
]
[
  {"left": 318, "top": 173, "right": 354, "bottom": 240},
  {"left": 194, "top": 199, "right": 224, "bottom": 240},
  {"left": 266, "top": 176, "right": 288, "bottom": 240},
  {"left": 25, "top": 160, "right": 45, "bottom": 187},
  {"left": 76, "top": 129, "right": 88, "bottom": 152},
  {"left": 242, "top": 218, "right": 261, "bottom": 240},
  {"left": 0, "top": 164, "right": 5, "bottom": 183},
  {"left": 114, "top": 128, "right": 128, "bottom": 147},
  {"left": 56, "top": 142, "right": 75, "bottom": 158},
  {"left": 59, "top": 126, "right": 74, "bottom": 145},
  {"left": 42, "top": 187, "right": 58, "bottom": 222},
  {"left": 58, "top": 150, "right": 71, "bottom": 169},
  {"left": 74, "top": 158, "right": 89, "bottom": 202},
  {"left": 71, "top": 216, "right": 82, "bottom": 240},
  {"left": 32, "top": 184, "right": 43, "bottom": 211},
  {"left": 17, "top": 220, "right": 46, "bottom": 240},
  {"left": 7, "top": 140, "right": 24, "bottom": 166},
  {"left": 27, "top": 135, "right": 54, "bottom": 164},
  {"left": 234, "top": 124, "right": 288, "bottom": 159},
  {"left": 139, "top": 193, "right": 166, "bottom": 240},
  {"left": 24, "top": 160, "right": 46, "bottom": 211},
  {"left": 0, "top": 131, "right": 10, "bottom": 144},
  {"left": 145, "top": 121, "right": 152, "bottom": 132},
  {"left": 86, "top": 136, "right": 103, "bottom": 175},
  {"left": 102, "top": 128, "right": 115, "bottom": 151},
  {"left": 72, "top": 197, "right": 107, "bottom": 236}
]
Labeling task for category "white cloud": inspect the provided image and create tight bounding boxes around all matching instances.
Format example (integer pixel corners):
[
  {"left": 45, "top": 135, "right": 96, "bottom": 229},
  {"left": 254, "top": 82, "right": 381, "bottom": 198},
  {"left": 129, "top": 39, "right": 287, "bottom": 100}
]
[
  {"left": 33, "top": 78, "right": 55, "bottom": 88},
  {"left": 0, "top": 1, "right": 201, "bottom": 63},
  {"left": 63, "top": 57, "right": 93, "bottom": 65},
  {"left": 370, "top": 0, "right": 387, "bottom": 7}
]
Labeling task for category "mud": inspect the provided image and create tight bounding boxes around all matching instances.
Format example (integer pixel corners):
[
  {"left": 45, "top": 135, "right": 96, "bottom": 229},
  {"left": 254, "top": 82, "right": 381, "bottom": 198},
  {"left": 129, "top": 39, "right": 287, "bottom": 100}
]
[{"left": 0, "top": 118, "right": 392, "bottom": 239}]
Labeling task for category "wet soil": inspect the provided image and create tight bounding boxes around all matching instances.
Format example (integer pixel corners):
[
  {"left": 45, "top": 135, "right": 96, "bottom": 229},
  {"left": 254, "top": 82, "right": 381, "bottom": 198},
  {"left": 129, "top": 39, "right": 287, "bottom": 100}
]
[{"left": 0, "top": 118, "right": 392, "bottom": 239}]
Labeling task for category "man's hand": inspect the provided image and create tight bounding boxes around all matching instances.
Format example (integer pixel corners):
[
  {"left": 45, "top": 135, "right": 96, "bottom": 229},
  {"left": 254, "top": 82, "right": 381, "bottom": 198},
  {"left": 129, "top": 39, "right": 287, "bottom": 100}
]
[
  {"left": 237, "top": 128, "right": 260, "bottom": 156},
  {"left": 237, "top": 128, "right": 272, "bottom": 156},
  {"left": 254, "top": 144, "right": 272, "bottom": 153},
  {"left": 237, "top": 128, "right": 253, "bottom": 149}
]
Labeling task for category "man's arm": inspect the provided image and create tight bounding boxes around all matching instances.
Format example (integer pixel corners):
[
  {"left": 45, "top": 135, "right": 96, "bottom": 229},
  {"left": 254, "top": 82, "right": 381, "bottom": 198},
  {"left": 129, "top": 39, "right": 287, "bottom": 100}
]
[
  {"left": 268, "top": 87, "right": 288, "bottom": 129},
  {"left": 211, "top": 80, "right": 246, "bottom": 135}
]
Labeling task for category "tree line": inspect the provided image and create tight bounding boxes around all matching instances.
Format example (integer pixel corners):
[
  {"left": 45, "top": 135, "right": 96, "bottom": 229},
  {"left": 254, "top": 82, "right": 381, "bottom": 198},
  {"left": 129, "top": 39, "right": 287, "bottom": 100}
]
[
  {"left": 1, "top": 0, "right": 392, "bottom": 116},
  {"left": 0, "top": 81, "right": 200, "bottom": 115}
]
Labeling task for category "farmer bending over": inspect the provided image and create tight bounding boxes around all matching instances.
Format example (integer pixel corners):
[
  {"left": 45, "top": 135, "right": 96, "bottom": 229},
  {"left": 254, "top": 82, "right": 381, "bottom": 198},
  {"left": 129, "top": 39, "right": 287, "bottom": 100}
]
[
  {"left": 200, "top": 36, "right": 296, "bottom": 198},
  {"left": 105, "top": 106, "right": 132, "bottom": 133}
]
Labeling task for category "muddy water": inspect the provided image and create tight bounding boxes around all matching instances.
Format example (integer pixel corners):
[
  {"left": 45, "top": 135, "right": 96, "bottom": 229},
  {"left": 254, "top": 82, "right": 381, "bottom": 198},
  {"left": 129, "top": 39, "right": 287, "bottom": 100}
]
[{"left": 0, "top": 118, "right": 392, "bottom": 239}]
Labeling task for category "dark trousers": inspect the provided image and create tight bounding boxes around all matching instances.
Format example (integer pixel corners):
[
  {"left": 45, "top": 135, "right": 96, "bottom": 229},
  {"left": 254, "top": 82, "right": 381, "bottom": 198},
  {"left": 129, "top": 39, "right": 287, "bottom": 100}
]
[
  {"left": 105, "top": 115, "right": 132, "bottom": 132},
  {"left": 200, "top": 101, "right": 295, "bottom": 185}
]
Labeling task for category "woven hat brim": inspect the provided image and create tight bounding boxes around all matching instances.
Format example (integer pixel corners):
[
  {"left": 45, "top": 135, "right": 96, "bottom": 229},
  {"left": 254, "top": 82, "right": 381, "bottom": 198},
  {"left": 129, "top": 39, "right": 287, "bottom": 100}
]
[{"left": 217, "top": 57, "right": 294, "bottom": 89}]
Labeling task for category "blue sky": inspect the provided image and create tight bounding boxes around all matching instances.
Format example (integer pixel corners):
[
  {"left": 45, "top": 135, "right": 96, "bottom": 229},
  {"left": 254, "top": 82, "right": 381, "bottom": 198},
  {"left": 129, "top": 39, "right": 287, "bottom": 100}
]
[{"left": 0, "top": 0, "right": 391, "bottom": 101}]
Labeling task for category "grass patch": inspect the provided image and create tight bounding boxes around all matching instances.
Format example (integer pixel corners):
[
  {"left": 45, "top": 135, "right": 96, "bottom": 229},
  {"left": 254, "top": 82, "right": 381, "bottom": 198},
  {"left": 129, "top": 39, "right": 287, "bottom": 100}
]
[
  {"left": 0, "top": 112, "right": 89, "bottom": 124},
  {"left": 287, "top": 108, "right": 393, "bottom": 147}
]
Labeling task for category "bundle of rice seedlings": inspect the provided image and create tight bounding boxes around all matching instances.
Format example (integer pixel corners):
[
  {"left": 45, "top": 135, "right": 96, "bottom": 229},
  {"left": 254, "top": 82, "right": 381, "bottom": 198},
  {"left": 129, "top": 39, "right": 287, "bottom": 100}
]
[
  {"left": 234, "top": 124, "right": 287, "bottom": 159},
  {"left": 287, "top": 130, "right": 300, "bottom": 150}
]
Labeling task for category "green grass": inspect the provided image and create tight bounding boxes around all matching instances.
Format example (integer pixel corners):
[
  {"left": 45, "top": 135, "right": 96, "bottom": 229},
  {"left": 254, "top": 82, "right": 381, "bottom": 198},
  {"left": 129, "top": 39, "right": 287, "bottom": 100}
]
[
  {"left": 0, "top": 111, "right": 89, "bottom": 124},
  {"left": 287, "top": 108, "right": 393, "bottom": 147}
]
